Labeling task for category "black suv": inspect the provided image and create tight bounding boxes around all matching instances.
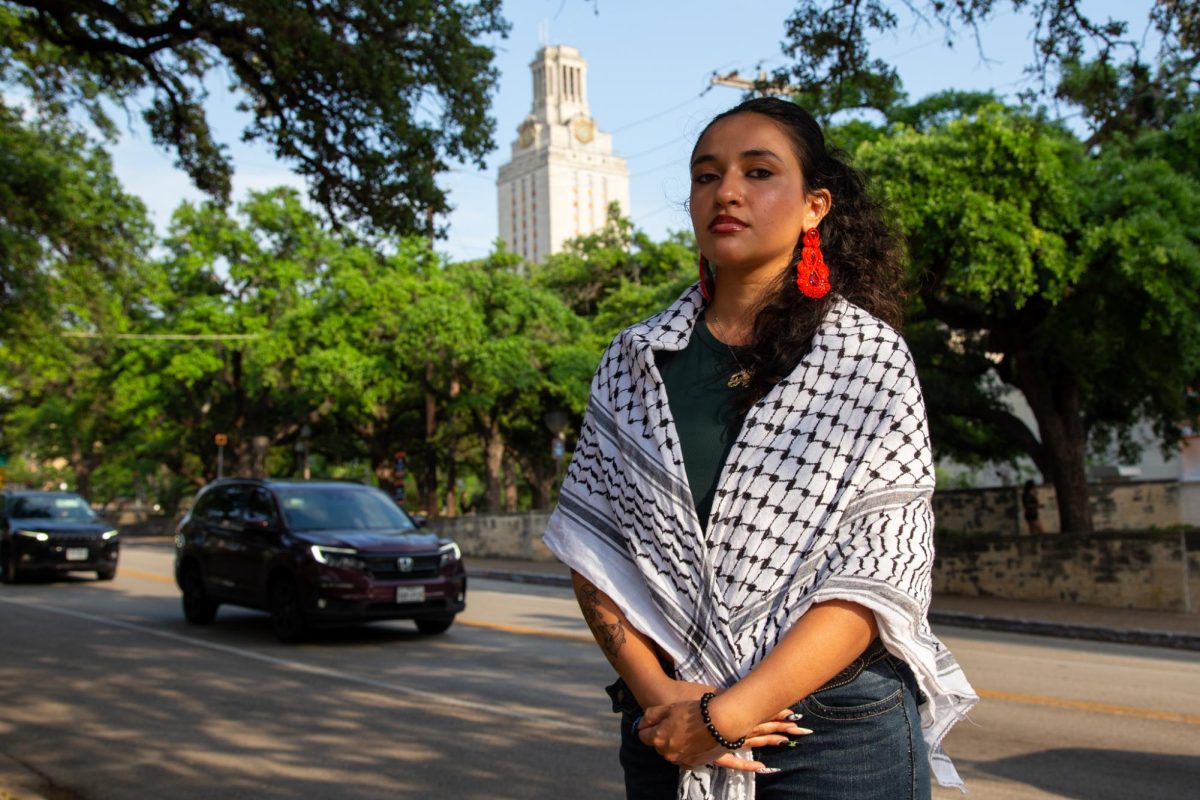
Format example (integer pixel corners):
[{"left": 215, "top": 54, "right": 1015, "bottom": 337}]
[
  {"left": 1, "top": 491, "right": 120, "bottom": 582},
  {"left": 174, "top": 479, "right": 466, "bottom": 642}
]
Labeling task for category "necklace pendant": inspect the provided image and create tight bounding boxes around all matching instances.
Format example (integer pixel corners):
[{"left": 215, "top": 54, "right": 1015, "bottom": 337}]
[{"left": 727, "top": 369, "right": 752, "bottom": 388}]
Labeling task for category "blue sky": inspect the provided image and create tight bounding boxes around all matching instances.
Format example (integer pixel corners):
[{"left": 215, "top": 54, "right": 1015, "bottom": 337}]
[{"left": 105, "top": 0, "right": 1154, "bottom": 262}]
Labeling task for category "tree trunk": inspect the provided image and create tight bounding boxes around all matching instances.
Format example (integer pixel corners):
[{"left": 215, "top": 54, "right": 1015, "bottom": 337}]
[
  {"left": 1012, "top": 353, "right": 1094, "bottom": 533},
  {"left": 422, "top": 361, "right": 439, "bottom": 518},
  {"left": 483, "top": 419, "right": 505, "bottom": 514},
  {"left": 504, "top": 458, "right": 518, "bottom": 512},
  {"left": 519, "top": 455, "right": 555, "bottom": 510},
  {"left": 442, "top": 374, "right": 462, "bottom": 516},
  {"left": 69, "top": 437, "right": 92, "bottom": 498},
  {"left": 444, "top": 457, "right": 459, "bottom": 517}
]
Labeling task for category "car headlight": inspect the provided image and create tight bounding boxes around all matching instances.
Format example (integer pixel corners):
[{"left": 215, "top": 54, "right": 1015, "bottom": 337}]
[
  {"left": 439, "top": 542, "right": 462, "bottom": 568},
  {"left": 310, "top": 545, "right": 367, "bottom": 571},
  {"left": 101, "top": 529, "right": 119, "bottom": 541},
  {"left": 15, "top": 530, "right": 49, "bottom": 542}
]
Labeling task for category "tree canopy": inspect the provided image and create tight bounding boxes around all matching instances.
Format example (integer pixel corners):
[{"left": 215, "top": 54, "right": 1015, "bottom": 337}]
[
  {"left": 774, "top": 2, "right": 1199, "bottom": 532},
  {"left": 0, "top": 0, "right": 509, "bottom": 236},
  {"left": 849, "top": 98, "right": 1200, "bottom": 532},
  {"left": 778, "top": 0, "right": 1199, "bottom": 143}
]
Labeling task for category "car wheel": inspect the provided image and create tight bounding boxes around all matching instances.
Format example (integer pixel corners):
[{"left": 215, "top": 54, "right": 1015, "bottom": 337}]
[
  {"left": 270, "top": 576, "right": 310, "bottom": 643},
  {"left": 415, "top": 615, "right": 455, "bottom": 635},
  {"left": 96, "top": 568, "right": 117, "bottom": 581},
  {"left": 1, "top": 546, "right": 19, "bottom": 584},
  {"left": 180, "top": 565, "right": 219, "bottom": 624}
]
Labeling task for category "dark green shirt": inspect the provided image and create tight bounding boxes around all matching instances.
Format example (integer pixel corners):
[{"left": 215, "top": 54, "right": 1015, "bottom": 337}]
[{"left": 656, "top": 319, "right": 749, "bottom": 531}]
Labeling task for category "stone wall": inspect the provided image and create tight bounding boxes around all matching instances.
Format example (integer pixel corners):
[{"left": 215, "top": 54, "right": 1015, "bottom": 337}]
[
  {"left": 933, "top": 530, "right": 1195, "bottom": 613},
  {"left": 934, "top": 480, "right": 1196, "bottom": 536},
  {"left": 428, "top": 512, "right": 555, "bottom": 562},
  {"left": 428, "top": 512, "right": 1197, "bottom": 614}
]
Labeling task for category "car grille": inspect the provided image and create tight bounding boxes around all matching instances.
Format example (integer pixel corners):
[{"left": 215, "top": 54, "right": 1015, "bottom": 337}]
[
  {"left": 364, "top": 553, "right": 440, "bottom": 580},
  {"left": 49, "top": 534, "right": 104, "bottom": 547}
]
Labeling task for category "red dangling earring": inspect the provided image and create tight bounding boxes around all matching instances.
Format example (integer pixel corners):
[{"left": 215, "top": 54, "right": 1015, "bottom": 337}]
[
  {"left": 796, "top": 228, "right": 831, "bottom": 299},
  {"left": 698, "top": 254, "right": 714, "bottom": 301}
]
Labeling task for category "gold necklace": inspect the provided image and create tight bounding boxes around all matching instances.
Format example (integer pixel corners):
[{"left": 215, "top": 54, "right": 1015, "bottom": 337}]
[{"left": 709, "top": 313, "right": 752, "bottom": 388}]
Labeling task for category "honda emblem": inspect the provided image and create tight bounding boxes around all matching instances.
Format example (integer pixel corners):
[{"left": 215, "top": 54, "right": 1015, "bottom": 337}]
[{"left": 397, "top": 556, "right": 414, "bottom": 572}]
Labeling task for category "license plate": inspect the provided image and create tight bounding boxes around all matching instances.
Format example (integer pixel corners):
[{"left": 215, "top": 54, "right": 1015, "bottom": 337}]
[
  {"left": 65, "top": 548, "right": 89, "bottom": 561},
  {"left": 395, "top": 586, "right": 425, "bottom": 604}
]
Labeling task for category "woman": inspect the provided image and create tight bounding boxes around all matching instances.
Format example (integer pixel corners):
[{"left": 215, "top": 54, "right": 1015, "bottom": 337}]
[{"left": 543, "top": 97, "right": 976, "bottom": 800}]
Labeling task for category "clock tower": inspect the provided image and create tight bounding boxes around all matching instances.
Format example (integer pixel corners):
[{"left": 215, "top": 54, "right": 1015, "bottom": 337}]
[{"left": 497, "top": 45, "right": 630, "bottom": 262}]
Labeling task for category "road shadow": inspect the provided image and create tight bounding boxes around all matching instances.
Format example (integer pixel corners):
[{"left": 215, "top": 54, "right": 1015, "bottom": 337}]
[
  {"left": 0, "top": 595, "right": 625, "bottom": 800},
  {"left": 974, "top": 748, "right": 1200, "bottom": 799}
]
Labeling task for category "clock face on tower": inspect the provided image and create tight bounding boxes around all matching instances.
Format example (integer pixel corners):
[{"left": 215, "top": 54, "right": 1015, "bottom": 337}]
[{"left": 572, "top": 116, "right": 595, "bottom": 144}]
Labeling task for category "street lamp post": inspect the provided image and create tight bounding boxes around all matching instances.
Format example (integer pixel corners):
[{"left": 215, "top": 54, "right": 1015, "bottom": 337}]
[{"left": 214, "top": 433, "right": 228, "bottom": 479}]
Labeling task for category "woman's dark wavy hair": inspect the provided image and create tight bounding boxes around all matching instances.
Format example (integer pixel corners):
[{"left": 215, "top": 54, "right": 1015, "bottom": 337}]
[{"left": 693, "top": 97, "right": 905, "bottom": 409}]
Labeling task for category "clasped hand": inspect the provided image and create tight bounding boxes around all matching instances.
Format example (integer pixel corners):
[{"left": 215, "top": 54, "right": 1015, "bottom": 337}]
[{"left": 636, "top": 684, "right": 808, "bottom": 772}]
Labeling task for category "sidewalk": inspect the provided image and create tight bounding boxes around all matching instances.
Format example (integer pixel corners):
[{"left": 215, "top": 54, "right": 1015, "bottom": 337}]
[{"left": 468, "top": 557, "right": 1200, "bottom": 651}]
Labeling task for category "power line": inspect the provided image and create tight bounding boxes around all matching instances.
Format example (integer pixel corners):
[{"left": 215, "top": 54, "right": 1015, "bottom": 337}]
[
  {"left": 609, "top": 89, "right": 711, "bottom": 134},
  {"left": 60, "top": 332, "right": 263, "bottom": 341},
  {"left": 620, "top": 134, "right": 690, "bottom": 161}
]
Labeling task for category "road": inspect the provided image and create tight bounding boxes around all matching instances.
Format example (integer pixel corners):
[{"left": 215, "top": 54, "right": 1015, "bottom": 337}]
[{"left": 0, "top": 541, "right": 1197, "bottom": 800}]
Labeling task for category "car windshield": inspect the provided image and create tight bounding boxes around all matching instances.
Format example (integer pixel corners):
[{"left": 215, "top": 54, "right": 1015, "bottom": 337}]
[
  {"left": 10, "top": 495, "right": 97, "bottom": 521},
  {"left": 276, "top": 487, "right": 417, "bottom": 532}
]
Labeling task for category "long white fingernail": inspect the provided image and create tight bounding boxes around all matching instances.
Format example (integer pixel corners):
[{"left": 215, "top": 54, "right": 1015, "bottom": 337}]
[{"left": 756, "top": 767, "right": 781, "bottom": 775}]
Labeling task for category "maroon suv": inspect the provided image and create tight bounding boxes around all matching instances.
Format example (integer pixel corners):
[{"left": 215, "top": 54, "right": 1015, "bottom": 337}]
[{"left": 174, "top": 479, "right": 466, "bottom": 642}]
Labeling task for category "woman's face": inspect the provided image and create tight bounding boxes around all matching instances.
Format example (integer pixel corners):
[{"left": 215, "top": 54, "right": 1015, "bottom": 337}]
[{"left": 689, "top": 112, "right": 828, "bottom": 279}]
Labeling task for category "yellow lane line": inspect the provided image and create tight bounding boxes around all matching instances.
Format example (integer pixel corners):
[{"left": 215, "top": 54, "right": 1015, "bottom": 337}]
[
  {"left": 975, "top": 688, "right": 1200, "bottom": 725},
  {"left": 121, "top": 567, "right": 174, "bottom": 584},
  {"left": 458, "top": 618, "right": 594, "bottom": 644},
  {"left": 117, "top": 566, "right": 1197, "bottom": 725}
]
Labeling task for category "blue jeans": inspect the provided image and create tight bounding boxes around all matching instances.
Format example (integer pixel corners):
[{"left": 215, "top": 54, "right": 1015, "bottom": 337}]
[{"left": 610, "top": 641, "right": 931, "bottom": 800}]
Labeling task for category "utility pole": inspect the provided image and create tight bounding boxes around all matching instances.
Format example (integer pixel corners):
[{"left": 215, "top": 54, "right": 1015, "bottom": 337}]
[{"left": 709, "top": 70, "right": 798, "bottom": 97}]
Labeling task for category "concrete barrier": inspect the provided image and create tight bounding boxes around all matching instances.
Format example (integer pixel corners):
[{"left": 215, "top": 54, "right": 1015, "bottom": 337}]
[
  {"left": 427, "top": 512, "right": 555, "bottom": 562},
  {"left": 933, "top": 530, "right": 1197, "bottom": 614},
  {"left": 430, "top": 512, "right": 1197, "bottom": 614}
]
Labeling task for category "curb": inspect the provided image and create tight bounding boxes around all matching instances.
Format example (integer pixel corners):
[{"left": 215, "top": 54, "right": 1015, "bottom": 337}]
[
  {"left": 472, "top": 569, "right": 1200, "bottom": 652},
  {"left": 927, "top": 611, "right": 1200, "bottom": 652},
  {"left": 472, "top": 568, "right": 572, "bottom": 588}
]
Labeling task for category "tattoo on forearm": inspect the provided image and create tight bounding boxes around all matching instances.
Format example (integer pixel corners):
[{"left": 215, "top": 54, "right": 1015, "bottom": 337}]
[{"left": 578, "top": 582, "right": 627, "bottom": 662}]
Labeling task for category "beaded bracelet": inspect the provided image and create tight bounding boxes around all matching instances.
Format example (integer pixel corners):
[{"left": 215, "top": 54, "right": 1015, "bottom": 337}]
[{"left": 698, "top": 692, "right": 747, "bottom": 750}]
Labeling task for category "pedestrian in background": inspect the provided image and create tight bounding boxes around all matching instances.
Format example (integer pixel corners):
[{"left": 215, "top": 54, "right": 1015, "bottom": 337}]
[
  {"left": 544, "top": 97, "right": 976, "bottom": 799},
  {"left": 1023, "top": 479, "right": 1045, "bottom": 535}
]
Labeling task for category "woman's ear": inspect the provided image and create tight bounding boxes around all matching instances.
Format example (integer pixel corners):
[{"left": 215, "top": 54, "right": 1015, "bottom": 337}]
[{"left": 806, "top": 189, "right": 832, "bottom": 229}]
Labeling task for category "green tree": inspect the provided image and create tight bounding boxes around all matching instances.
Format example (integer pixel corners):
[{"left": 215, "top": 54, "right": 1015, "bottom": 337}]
[
  {"left": 293, "top": 237, "right": 598, "bottom": 514},
  {"left": 854, "top": 101, "right": 1200, "bottom": 532},
  {"left": 123, "top": 188, "right": 342, "bottom": 486},
  {"left": 777, "top": 1, "right": 1198, "bottom": 136},
  {"left": 534, "top": 204, "right": 697, "bottom": 339},
  {"left": 0, "top": 104, "right": 151, "bottom": 339},
  {"left": 437, "top": 251, "right": 594, "bottom": 512},
  {"left": 0, "top": 106, "right": 154, "bottom": 498},
  {"left": 0, "top": 0, "right": 509, "bottom": 235},
  {"left": 290, "top": 234, "right": 453, "bottom": 513}
]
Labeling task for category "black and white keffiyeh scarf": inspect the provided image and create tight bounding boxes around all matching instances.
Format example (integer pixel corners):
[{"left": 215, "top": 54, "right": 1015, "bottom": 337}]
[{"left": 543, "top": 287, "right": 977, "bottom": 800}]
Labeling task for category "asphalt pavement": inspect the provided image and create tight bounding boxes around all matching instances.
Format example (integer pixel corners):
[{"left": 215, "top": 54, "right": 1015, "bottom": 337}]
[{"left": 4, "top": 547, "right": 1199, "bottom": 800}]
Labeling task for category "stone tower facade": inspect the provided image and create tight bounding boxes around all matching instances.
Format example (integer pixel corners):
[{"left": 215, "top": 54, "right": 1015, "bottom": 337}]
[{"left": 496, "top": 45, "right": 630, "bottom": 262}]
